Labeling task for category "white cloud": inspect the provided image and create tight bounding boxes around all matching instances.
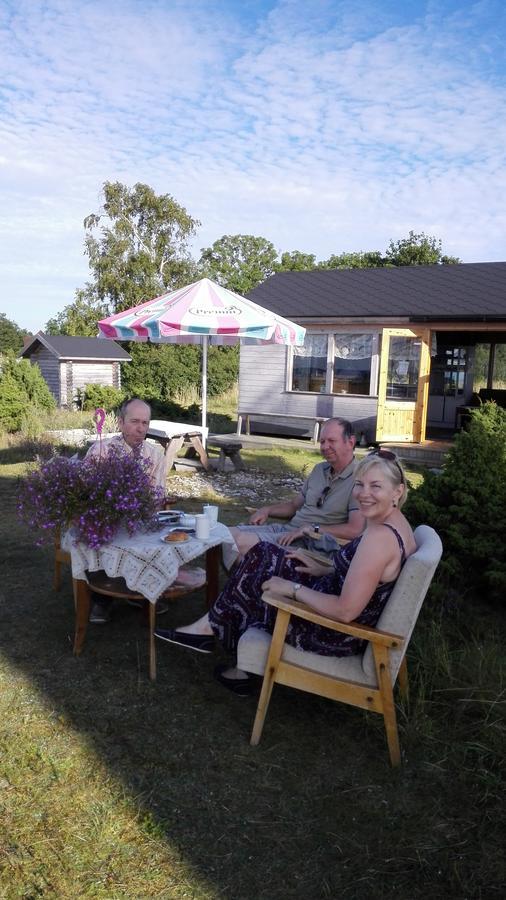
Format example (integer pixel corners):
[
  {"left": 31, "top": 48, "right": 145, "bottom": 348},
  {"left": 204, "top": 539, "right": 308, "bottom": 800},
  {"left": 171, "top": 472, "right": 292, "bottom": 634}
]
[{"left": 0, "top": 0, "right": 505, "bottom": 332}]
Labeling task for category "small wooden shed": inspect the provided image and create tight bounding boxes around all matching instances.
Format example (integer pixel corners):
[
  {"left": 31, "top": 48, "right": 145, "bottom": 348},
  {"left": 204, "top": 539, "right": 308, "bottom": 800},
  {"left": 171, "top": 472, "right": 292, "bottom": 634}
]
[{"left": 19, "top": 332, "right": 131, "bottom": 407}]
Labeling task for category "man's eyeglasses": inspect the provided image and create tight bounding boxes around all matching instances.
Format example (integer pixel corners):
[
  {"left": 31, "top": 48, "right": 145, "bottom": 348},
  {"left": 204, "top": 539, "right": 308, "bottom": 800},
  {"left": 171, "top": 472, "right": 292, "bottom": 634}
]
[
  {"left": 368, "top": 448, "right": 405, "bottom": 485},
  {"left": 316, "top": 486, "right": 331, "bottom": 508}
]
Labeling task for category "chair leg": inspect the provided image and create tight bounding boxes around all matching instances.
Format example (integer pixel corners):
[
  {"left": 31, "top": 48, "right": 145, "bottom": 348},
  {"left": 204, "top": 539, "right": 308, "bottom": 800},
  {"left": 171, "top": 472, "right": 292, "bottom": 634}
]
[
  {"left": 397, "top": 656, "right": 409, "bottom": 704},
  {"left": 250, "top": 609, "right": 290, "bottom": 746},
  {"left": 374, "top": 646, "right": 402, "bottom": 767}
]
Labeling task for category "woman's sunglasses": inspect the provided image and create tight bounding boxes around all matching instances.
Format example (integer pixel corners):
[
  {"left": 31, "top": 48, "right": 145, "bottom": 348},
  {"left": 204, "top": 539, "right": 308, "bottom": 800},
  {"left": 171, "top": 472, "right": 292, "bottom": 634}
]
[{"left": 368, "top": 448, "right": 405, "bottom": 485}]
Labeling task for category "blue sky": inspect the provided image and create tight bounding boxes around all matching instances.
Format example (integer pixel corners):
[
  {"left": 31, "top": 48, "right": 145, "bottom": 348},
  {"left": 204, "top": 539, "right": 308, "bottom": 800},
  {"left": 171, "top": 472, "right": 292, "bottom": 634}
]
[{"left": 1, "top": 0, "right": 505, "bottom": 333}]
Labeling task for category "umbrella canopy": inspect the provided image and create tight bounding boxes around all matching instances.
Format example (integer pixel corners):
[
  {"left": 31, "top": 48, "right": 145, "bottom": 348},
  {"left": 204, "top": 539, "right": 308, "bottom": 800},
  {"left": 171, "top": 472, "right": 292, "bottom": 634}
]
[{"left": 98, "top": 278, "right": 305, "bottom": 430}]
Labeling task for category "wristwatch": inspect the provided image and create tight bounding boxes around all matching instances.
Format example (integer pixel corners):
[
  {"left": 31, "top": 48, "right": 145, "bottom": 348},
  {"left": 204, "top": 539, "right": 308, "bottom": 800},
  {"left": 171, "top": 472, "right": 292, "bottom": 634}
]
[
  {"left": 313, "top": 524, "right": 320, "bottom": 534},
  {"left": 292, "top": 582, "right": 303, "bottom": 601}
]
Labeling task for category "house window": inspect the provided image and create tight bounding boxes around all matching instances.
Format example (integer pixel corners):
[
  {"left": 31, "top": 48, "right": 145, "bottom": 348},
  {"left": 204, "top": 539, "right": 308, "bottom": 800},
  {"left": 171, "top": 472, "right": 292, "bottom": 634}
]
[
  {"left": 291, "top": 332, "right": 375, "bottom": 395},
  {"left": 292, "top": 334, "right": 328, "bottom": 392},
  {"left": 332, "top": 334, "right": 373, "bottom": 395},
  {"left": 386, "top": 337, "right": 421, "bottom": 401}
]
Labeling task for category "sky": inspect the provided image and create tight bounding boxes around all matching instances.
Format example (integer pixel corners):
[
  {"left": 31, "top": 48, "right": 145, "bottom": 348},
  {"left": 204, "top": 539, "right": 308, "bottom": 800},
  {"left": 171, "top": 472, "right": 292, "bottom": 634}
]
[{"left": 1, "top": 0, "right": 505, "bottom": 333}]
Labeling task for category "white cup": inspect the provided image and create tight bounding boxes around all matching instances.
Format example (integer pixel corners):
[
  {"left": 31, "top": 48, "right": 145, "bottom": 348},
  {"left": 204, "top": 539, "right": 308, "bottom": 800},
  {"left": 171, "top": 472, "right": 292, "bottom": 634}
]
[
  {"left": 203, "top": 504, "right": 219, "bottom": 525},
  {"left": 195, "top": 514, "right": 210, "bottom": 540}
]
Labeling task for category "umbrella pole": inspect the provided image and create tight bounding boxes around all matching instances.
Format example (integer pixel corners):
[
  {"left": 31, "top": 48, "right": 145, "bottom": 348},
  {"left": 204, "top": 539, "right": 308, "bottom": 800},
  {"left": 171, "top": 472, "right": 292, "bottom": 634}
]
[{"left": 201, "top": 335, "right": 208, "bottom": 437}]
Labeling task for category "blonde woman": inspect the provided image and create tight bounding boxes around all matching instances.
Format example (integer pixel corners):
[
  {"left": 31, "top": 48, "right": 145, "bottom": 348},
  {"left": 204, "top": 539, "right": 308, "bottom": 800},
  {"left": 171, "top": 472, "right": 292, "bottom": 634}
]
[{"left": 155, "top": 450, "right": 416, "bottom": 695}]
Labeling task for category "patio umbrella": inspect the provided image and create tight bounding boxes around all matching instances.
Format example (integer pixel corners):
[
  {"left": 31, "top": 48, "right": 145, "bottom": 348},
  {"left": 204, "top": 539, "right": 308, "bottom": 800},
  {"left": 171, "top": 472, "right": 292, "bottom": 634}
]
[{"left": 97, "top": 277, "right": 305, "bottom": 431}]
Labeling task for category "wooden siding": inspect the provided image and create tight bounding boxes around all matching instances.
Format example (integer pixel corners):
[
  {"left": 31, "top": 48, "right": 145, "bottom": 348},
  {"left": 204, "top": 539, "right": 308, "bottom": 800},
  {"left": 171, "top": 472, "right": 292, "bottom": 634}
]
[
  {"left": 26, "top": 346, "right": 120, "bottom": 407},
  {"left": 30, "top": 346, "right": 61, "bottom": 404},
  {"left": 238, "top": 344, "right": 378, "bottom": 440}
]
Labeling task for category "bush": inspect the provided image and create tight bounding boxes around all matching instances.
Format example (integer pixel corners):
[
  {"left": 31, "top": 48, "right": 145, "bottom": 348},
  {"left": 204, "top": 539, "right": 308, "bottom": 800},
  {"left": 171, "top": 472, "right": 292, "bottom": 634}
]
[
  {"left": 404, "top": 402, "right": 506, "bottom": 603},
  {"left": 0, "top": 372, "right": 28, "bottom": 431},
  {"left": 78, "top": 384, "right": 125, "bottom": 412},
  {"left": 0, "top": 352, "right": 55, "bottom": 431},
  {"left": 121, "top": 342, "right": 239, "bottom": 403}
]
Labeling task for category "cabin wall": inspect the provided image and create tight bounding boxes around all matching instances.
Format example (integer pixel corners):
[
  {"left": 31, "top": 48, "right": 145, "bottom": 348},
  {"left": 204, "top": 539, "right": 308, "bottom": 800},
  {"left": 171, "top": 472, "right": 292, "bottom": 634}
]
[
  {"left": 238, "top": 344, "right": 378, "bottom": 439},
  {"left": 29, "top": 346, "right": 61, "bottom": 404}
]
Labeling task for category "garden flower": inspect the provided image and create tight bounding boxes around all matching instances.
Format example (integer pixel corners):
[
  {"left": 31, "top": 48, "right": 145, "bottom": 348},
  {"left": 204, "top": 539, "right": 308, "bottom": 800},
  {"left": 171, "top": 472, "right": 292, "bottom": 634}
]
[{"left": 17, "top": 444, "right": 164, "bottom": 548}]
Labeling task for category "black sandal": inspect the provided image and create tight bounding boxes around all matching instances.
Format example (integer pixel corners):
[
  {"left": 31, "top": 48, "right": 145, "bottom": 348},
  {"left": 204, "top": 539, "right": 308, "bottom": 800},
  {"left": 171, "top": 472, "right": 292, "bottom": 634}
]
[{"left": 213, "top": 662, "right": 255, "bottom": 696}]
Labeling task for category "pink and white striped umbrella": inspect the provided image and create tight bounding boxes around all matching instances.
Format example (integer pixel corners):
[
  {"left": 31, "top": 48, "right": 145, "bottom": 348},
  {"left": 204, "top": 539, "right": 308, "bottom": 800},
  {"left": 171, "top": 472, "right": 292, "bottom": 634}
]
[{"left": 98, "top": 278, "right": 305, "bottom": 429}]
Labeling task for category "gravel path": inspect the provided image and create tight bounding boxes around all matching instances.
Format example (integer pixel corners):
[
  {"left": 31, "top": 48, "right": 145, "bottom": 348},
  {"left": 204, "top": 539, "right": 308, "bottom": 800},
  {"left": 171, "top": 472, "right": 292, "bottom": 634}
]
[{"left": 166, "top": 468, "right": 304, "bottom": 507}]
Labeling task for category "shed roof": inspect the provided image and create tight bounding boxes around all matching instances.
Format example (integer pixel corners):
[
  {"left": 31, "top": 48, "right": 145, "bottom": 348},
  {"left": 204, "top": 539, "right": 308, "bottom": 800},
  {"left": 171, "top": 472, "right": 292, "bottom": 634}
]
[
  {"left": 247, "top": 261, "right": 506, "bottom": 322},
  {"left": 19, "top": 332, "right": 131, "bottom": 361}
]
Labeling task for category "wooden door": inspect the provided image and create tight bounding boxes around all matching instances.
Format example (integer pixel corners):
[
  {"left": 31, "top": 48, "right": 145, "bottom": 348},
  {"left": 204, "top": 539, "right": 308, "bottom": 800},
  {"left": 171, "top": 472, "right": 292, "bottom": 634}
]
[{"left": 376, "top": 328, "right": 431, "bottom": 442}]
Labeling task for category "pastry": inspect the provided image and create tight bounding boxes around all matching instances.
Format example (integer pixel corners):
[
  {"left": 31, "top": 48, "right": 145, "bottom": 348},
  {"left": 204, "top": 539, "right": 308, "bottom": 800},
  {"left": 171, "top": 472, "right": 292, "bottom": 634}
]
[{"left": 164, "top": 531, "right": 189, "bottom": 543}]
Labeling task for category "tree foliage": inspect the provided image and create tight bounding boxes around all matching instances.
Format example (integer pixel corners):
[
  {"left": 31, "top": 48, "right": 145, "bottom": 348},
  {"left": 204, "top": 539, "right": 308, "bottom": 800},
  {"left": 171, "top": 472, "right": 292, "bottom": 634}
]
[
  {"left": 0, "top": 351, "right": 55, "bottom": 431},
  {"left": 46, "top": 295, "right": 108, "bottom": 337},
  {"left": 318, "top": 251, "right": 385, "bottom": 269},
  {"left": 198, "top": 234, "right": 278, "bottom": 294},
  {"left": 385, "top": 230, "right": 460, "bottom": 266},
  {"left": 404, "top": 402, "right": 506, "bottom": 603},
  {"left": 0, "top": 313, "right": 29, "bottom": 353},
  {"left": 276, "top": 250, "right": 317, "bottom": 272}
]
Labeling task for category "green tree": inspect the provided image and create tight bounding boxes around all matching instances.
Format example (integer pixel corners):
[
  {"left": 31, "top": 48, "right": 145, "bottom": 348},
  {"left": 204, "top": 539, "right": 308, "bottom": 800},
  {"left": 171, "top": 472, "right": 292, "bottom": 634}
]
[
  {"left": 48, "top": 181, "right": 200, "bottom": 336},
  {"left": 0, "top": 313, "right": 29, "bottom": 352},
  {"left": 2, "top": 353, "right": 55, "bottom": 411},
  {"left": 0, "top": 351, "right": 55, "bottom": 431},
  {"left": 276, "top": 250, "right": 317, "bottom": 271},
  {"left": 318, "top": 251, "right": 384, "bottom": 269},
  {"left": 198, "top": 234, "right": 278, "bottom": 294},
  {"left": 385, "top": 231, "right": 461, "bottom": 266},
  {"left": 46, "top": 295, "right": 108, "bottom": 336}
]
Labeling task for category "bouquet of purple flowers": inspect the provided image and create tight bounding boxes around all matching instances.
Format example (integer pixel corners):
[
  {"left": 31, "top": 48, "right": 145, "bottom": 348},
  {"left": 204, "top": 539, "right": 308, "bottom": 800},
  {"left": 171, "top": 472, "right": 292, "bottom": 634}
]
[{"left": 18, "top": 443, "right": 164, "bottom": 548}]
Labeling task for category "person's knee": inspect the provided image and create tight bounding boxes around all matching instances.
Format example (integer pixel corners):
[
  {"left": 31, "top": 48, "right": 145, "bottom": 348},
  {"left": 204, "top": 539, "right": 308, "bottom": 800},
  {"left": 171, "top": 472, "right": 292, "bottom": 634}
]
[{"left": 235, "top": 531, "right": 260, "bottom": 555}]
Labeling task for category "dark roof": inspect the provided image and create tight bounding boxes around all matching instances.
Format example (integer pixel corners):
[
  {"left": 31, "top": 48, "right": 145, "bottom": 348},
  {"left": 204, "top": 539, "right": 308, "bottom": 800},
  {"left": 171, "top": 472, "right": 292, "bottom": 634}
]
[
  {"left": 19, "top": 332, "right": 131, "bottom": 361},
  {"left": 247, "top": 262, "right": 506, "bottom": 321}
]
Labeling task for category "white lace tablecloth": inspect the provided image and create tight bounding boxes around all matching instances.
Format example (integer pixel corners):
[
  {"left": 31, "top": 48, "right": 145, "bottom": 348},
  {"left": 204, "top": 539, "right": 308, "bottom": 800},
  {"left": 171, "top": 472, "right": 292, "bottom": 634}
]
[{"left": 62, "top": 523, "right": 235, "bottom": 603}]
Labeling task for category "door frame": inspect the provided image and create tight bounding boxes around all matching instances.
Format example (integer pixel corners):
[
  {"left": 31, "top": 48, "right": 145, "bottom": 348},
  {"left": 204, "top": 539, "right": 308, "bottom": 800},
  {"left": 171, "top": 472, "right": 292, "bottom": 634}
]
[{"left": 376, "top": 327, "right": 431, "bottom": 442}]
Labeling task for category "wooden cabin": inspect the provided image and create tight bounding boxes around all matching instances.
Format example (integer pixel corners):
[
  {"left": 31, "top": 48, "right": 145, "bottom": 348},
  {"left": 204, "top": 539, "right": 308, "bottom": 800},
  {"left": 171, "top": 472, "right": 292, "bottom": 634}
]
[{"left": 19, "top": 333, "right": 131, "bottom": 407}]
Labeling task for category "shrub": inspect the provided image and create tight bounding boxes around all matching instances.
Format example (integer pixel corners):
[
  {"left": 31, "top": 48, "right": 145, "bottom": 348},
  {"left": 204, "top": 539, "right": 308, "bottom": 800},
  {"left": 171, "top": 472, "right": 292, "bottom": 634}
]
[
  {"left": 0, "top": 352, "right": 55, "bottom": 409},
  {"left": 404, "top": 402, "right": 506, "bottom": 603},
  {"left": 77, "top": 384, "right": 125, "bottom": 412},
  {"left": 0, "top": 372, "right": 28, "bottom": 431},
  {"left": 121, "top": 342, "right": 239, "bottom": 403}
]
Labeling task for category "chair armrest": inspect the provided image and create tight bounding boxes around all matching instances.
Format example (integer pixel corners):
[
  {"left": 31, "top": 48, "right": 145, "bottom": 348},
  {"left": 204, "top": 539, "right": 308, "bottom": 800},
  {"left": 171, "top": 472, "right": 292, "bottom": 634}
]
[{"left": 261, "top": 591, "right": 404, "bottom": 650}]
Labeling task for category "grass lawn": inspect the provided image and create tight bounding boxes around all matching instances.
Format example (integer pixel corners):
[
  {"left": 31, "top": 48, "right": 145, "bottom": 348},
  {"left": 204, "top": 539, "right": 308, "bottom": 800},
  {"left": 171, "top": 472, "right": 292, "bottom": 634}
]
[{"left": 1, "top": 443, "right": 504, "bottom": 899}]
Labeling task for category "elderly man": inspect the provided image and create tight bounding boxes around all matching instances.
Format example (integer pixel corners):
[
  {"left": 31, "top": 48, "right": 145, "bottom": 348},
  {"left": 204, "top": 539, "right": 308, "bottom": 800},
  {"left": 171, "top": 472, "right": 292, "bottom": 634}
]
[
  {"left": 227, "top": 417, "right": 364, "bottom": 566},
  {"left": 86, "top": 397, "right": 167, "bottom": 623},
  {"left": 85, "top": 397, "right": 166, "bottom": 489}
]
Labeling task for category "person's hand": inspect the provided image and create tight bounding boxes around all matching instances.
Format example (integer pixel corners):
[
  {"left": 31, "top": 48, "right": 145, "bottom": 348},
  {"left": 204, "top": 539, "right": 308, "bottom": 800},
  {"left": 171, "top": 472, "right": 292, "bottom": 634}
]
[
  {"left": 262, "top": 576, "right": 294, "bottom": 599},
  {"left": 249, "top": 507, "right": 270, "bottom": 525},
  {"left": 285, "top": 549, "right": 331, "bottom": 577},
  {"left": 276, "top": 528, "right": 305, "bottom": 546}
]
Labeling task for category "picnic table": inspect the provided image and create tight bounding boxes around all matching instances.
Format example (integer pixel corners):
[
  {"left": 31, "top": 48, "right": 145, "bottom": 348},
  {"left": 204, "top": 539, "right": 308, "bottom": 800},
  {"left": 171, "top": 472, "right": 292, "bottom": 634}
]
[{"left": 147, "top": 420, "right": 210, "bottom": 472}]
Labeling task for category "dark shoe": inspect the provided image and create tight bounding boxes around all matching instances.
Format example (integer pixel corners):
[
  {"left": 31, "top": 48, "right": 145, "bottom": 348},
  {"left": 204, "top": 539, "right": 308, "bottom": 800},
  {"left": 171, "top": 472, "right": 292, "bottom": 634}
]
[
  {"left": 213, "top": 662, "right": 255, "bottom": 696},
  {"left": 126, "top": 598, "right": 170, "bottom": 615},
  {"left": 89, "top": 599, "right": 112, "bottom": 624},
  {"left": 154, "top": 628, "right": 215, "bottom": 654}
]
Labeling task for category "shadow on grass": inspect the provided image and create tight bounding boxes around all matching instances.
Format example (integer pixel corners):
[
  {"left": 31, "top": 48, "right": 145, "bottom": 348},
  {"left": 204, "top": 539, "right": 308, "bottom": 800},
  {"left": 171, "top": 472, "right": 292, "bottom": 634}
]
[{"left": 1, "top": 467, "right": 505, "bottom": 899}]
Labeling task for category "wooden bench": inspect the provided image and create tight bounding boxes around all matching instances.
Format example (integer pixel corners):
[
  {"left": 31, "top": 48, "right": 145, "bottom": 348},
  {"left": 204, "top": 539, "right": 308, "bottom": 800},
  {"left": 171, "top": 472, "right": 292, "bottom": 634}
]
[
  {"left": 207, "top": 439, "right": 245, "bottom": 473},
  {"left": 237, "top": 412, "right": 327, "bottom": 444}
]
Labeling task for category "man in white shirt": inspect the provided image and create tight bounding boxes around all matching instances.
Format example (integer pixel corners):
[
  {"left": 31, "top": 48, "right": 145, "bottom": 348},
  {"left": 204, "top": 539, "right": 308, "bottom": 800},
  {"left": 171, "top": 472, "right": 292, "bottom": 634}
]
[{"left": 86, "top": 397, "right": 167, "bottom": 622}]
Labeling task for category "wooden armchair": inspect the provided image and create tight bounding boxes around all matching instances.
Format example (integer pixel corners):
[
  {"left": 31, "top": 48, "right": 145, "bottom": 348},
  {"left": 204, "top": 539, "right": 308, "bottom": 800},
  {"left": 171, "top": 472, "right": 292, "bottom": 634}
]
[{"left": 237, "top": 525, "right": 442, "bottom": 766}]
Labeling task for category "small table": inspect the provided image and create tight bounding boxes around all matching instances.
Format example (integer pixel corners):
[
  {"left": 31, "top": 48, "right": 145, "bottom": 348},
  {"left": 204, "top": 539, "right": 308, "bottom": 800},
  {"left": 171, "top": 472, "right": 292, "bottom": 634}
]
[
  {"left": 64, "top": 523, "right": 234, "bottom": 679},
  {"left": 147, "top": 420, "right": 209, "bottom": 472}
]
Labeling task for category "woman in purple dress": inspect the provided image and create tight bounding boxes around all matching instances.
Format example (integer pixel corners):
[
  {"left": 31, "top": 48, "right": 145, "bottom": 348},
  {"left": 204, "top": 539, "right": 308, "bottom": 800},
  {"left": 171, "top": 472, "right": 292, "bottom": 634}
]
[{"left": 156, "top": 451, "right": 416, "bottom": 695}]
